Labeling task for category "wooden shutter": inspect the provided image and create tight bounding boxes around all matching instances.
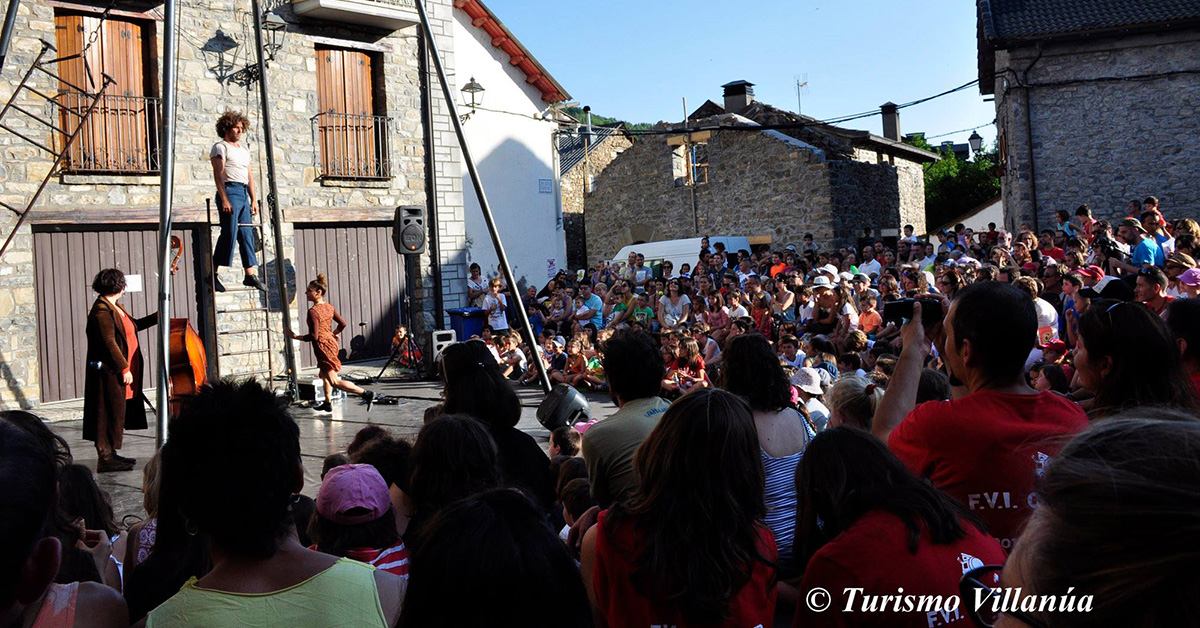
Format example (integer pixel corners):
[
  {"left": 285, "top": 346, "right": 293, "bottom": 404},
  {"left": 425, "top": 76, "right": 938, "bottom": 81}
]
[
  {"left": 315, "top": 48, "right": 376, "bottom": 178},
  {"left": 54, "top": 13, "right": 149, "bottom": 172}
]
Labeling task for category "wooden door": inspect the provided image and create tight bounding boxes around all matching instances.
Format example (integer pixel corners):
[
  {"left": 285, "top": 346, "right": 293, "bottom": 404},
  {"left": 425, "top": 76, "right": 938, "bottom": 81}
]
[
  {"left": 292, "top": 224, "right": 402, "bottom": 368},
  {"left": 315, "top": 48, "right": 375, "bottom": 178},
  {"left": 54, "top": 13, "right": 151, "bottom": 172},
  {"left": 34, "top": 227, "right": 207, "bottom": 402}
]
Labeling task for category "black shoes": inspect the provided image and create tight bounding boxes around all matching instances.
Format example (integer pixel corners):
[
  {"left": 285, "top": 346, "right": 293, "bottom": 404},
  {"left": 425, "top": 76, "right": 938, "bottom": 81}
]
[
  {"left": 313, "top": 401, "right": 333, "bottom": 413},
  {"left": 113, "top": 453, "right": 136, "bottom": 465},
  {"left": 98, "top": 457, "right": 134, "bottom": 473},
  {"left": 214, "top": 276, "right": 226, "bottom": 292},
  {"left": 243, "top": 275, "right": 267, "bottom": 292},
  {"left": 363, "top": 390, "right": 376, "bottom": 412}
]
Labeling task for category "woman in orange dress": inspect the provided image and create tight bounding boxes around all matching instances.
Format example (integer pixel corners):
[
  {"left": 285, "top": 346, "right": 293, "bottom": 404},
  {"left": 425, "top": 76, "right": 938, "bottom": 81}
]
[{"left": 287, "top": 274, "right": 375, "bottom": 412}]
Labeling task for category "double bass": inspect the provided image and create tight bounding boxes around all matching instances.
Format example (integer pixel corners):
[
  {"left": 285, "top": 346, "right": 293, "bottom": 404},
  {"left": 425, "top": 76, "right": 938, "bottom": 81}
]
[{"left": 168, "top": 236, "right": 208, "bottom": 417}]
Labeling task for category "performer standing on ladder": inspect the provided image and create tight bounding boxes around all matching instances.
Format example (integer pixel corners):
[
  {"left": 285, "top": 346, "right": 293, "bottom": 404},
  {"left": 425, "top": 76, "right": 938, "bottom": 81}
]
[
  {"left": 210, "top": 110, "right": 266, "bottom": 292},
  {"left": 287, "top": 274, "right": 376, "bottom": 412}
]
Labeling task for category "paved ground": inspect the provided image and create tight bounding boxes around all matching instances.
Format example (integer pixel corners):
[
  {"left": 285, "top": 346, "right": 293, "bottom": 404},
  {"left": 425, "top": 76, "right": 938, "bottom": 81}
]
[{"left": 40, "top": 365, "right": 618, "bottom": 523}]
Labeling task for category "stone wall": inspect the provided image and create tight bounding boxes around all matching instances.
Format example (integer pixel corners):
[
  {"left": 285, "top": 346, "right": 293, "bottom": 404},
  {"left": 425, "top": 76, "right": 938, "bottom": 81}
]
[
  {"left": 584, "top": 127, "right": 833, "bottom": 264},
  {"left": 0, "top": 0, "right": 464, "bottom": 407},
  {"left": 896, "top": 160, "right": 927, "bottom": 235},
  {"left": 993, "top": 29, "right": 1200, "bottom": 231},
  {"left": 828, "top": 160, "right": 900, "bottom": 246},
  {"left": 560, "top": 132, "right": 631, "bottom": 270}
]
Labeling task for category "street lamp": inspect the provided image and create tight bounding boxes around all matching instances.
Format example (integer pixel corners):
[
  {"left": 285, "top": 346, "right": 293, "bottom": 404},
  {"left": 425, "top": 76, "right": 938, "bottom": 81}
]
[
  {"left": 968, "top": 130, "right": 983, "bottom": 154},
  {"left": 263, "top": 13, "right": 286, "bottom": 63},
  {"left": 460, "top": 77, "right": 484, "bottom": 122}
]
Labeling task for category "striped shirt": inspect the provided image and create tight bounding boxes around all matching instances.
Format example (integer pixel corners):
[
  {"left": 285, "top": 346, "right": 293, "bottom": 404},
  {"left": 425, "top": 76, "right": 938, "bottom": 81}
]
[
  {"left": 345, "top": 541, "right": 410, "bottom": 577},
  {"left": 761, "top": 418, "right": 813, "bottom": 573}
]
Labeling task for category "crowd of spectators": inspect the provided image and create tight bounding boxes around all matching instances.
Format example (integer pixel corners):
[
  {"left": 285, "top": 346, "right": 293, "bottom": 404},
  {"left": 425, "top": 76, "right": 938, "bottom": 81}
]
[{"left": 3, "top": 197, "right": 1199, "bottom": 627}]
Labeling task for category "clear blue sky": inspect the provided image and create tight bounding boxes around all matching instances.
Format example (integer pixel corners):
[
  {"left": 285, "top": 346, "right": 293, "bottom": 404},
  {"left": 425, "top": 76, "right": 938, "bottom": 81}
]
[{"left": 486, "top": 0, "right": 996, "bottom": 148}]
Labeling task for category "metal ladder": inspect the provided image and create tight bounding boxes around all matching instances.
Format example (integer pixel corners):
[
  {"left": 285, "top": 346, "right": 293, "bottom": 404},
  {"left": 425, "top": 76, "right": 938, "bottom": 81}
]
[
  {"left": 206, "top": 197, "right": 278, "bottom": 384},
  {"left": 0, "top": 39, "right": 113, "bottom": 258}
]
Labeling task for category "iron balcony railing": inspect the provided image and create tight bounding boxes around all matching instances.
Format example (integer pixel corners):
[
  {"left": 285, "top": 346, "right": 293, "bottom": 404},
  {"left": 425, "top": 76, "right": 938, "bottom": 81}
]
[
  {"left": 312, "top": 112, "right": 393, "bottom": 180},
  {"left": 55, "top": 92, "right": 161, "bottom": 174}
]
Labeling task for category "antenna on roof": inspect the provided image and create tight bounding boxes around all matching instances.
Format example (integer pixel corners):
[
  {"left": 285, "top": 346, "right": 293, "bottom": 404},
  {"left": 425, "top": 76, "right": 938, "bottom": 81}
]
[{"left": 794, "top": 73, "right": 809, "bottom": 114}]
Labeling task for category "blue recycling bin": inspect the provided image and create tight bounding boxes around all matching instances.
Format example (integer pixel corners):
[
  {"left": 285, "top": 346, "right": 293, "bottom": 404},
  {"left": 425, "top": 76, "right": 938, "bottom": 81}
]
[{"left": 447, "top": 307, "right": 486, "bottom": 341}]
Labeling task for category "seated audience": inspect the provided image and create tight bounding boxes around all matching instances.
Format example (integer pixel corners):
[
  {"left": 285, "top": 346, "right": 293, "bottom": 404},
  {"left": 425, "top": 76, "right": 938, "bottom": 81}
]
[
  {"left": 873, "top": 283, "right": 1089, "bottom": 550},
  {"left": 0, "top": 415, "right": 128, "bottom": 628},
  {"left": 582, "top": 389, "right": 777, "bottom": 627},
  {"left": 824, "top": 375, "right": 884, "bottom": 430},
  {"left": 146, "top": 380, "right": 406, "bottom": 627},
  {"left": 399, "top": 489, "right": 590, "bottom": 627},
  {"left": 794, "top": 427, "right": 1006, "bottom": 627},
  {"left": 981, "top": 412, "right": 1200, "bottom": 628}
]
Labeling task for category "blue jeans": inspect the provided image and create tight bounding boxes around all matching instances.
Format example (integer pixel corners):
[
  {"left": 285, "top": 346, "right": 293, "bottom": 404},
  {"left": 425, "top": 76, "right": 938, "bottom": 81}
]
[{"left": 214, "top": 182, "right": 258, "bottom": 269}]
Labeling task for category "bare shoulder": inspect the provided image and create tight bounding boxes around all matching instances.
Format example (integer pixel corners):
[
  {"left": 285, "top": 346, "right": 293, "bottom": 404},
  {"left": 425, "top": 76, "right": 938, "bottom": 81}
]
[
  {"left": 75, "top": 581, "right": 130, "bottom": 628},
  {"left": 372, "top": 569, "right": 406, "bottom": 626}
]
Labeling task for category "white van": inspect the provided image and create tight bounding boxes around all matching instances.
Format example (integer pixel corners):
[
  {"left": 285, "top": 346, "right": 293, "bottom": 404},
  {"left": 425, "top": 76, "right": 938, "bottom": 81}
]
[{"left": 613, "top": 236, "right": 753, "bottom": 279}]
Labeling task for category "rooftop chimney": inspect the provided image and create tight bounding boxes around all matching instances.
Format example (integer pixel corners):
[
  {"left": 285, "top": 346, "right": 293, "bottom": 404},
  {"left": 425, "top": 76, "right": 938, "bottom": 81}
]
[
  {"left": 722, "top": 80, "right": 755, "bottom": 113},
  {"left": 880, "top": 102, "right": 900, "bottom": 141}
]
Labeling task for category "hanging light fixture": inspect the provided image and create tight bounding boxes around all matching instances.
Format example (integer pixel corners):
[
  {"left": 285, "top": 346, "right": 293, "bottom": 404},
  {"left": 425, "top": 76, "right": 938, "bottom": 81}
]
[
  {"left": 968, "top": 130, "right": 983, "bottom": 154},
  {"left": 263, "top": 13, "right": 286, "bottom": 63},
  {"left": 460, "top": 77, "right": 484, "bottom": 122}
]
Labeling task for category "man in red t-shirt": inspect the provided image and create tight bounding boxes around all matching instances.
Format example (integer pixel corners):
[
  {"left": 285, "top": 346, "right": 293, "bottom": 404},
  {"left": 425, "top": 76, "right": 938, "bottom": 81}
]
[
  {"left": 1134, "top": 265, "right": 1174, "bottom": 318},
  {"left": 873, "top": 283, "right": 1089, "bottom": 551},
  {"left": 1038, "top": 229, "right": 1065, "bottom": 261}
]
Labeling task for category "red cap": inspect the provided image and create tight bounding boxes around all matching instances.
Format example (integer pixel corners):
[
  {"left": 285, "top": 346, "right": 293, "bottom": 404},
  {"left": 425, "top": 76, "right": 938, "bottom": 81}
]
[
  {"left": 1077, "top": 265, "right": 1105, "bottom": 280},
  {"left": 1021, "top": 262, "right": 1039, "bottom": 272},
  {"left": 316, "top": 464, "right": 391, "bottom": 525},
  {"left": 1039, "top": 339, "right": 1068, "bottom": 353}
]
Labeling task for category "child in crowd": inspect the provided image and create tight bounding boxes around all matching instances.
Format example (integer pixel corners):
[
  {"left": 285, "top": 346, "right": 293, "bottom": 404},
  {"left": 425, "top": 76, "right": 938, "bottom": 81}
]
[
  {"left": 663, "top": 337, "right": 709, "bottom": 398},
  {"left": 837, "top": 352, "right": 867, "bottom": 379},
  {"left": 631, "top": 293, "right": 656, "bottom": 328},
  {"left": 857, "top": 293, "right": 882, "bottom": 335},
  {"left": 497, "top": 333, "right": 527, "bottom": 379},
  {"left": 526, "top": 302, "right": 545, "bottom": 338},
  {"left": 559, "top": 477, "right": 596, "bottom": 544},
  {"left": 308, "top": 463, "right": 409, "bottom": 577},
  {"left": 751, "top": 293, "right": 773, "bottom": 337},
  {"left": 549, "top": 425, "right": 581, "bottom": 458},
  {"left": 518, "top": 337, "right": 554, "bottom": 386},
  {"left": 778, "top": 334, "right": 806, "bottom": 368}
]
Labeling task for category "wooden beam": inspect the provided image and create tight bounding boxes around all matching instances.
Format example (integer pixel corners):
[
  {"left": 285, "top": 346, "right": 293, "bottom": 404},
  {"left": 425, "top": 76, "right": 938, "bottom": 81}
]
[{"left": 284, "top": 208, "right": 395, "bottom": 224}]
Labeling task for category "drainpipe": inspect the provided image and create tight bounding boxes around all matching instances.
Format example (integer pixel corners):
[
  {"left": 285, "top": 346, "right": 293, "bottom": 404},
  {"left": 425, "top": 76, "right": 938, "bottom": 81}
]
[{"left": 418, "top": 24, "right": 444, "bottom": 330}]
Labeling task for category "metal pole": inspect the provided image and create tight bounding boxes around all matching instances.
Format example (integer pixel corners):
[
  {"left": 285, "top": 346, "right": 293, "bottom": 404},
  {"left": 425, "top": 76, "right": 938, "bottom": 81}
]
[
  {"left": 413, "top": 0, "right": 552, "bottom": 394},
  {"left": 417, "top": 25, "right": 444, "bottom": 330},
  {"left": 154, "top": 0, "right": 178, "bottom": 448},
  {"left": 251, "top": 0, "right": 298, "bottom": 396},
  {"left": 0, "top": 0, "right": 20, "bottom": 74}
]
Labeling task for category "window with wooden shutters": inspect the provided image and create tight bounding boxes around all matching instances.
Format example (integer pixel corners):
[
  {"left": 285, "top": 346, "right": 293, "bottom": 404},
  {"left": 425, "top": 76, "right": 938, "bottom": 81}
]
[
  {"left": 314, "top": 47, "right": 391, "bottom": 179},
  {"left": 54, "top": 12, "right": 159, "bottom": 174}
]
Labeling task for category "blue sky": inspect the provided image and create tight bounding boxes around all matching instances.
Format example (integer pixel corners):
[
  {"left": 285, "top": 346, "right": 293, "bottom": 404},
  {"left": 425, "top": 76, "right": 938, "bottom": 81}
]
[{"left": 486, "top": 0, "right": 996, "bottom": 148}]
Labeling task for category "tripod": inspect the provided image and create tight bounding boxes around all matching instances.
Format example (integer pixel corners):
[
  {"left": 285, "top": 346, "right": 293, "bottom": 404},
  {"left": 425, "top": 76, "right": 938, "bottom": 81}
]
[{"left": 377, "top": 326, "right": 424, "bottom": 380}]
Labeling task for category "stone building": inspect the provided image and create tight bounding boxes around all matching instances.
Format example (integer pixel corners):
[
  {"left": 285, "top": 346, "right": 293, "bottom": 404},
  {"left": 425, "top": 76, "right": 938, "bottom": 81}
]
[
  {"left": 558, "top": 123, "right": 632, "bottom": 270},
  {"left": 583, "top": 81, "right": 937, "bottom": 265},
  {"left": 0, "top": 0, "right": 564, "bottom": 407},
  {"left": 977, "top": 0, "right": 1200, "bottom": 232}
]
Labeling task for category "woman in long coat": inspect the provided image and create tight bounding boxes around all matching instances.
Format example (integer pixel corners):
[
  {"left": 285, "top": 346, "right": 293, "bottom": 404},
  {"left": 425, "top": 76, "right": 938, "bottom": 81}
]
[{"left": 83, "top": 268, "right": 157, "bottom": 472}]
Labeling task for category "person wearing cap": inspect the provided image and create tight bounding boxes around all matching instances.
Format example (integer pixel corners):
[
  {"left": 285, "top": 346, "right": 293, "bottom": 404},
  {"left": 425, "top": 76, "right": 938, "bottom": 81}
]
[
  {"left": 1112, "top": 216, "right": 1165, "bottom": 272},
  {"left": 807, "top": 276, "right": 839, "bottom": 336},
  {"left": 1134, "top": 265, "right": 1174, "bottom": 318},
  {"left": 872, "top": 282, "right": 1088, "bottom": 549},
  {"left": 310, "top": 464, "right": 409, "bottom": 577},
  {"left": 791, "top": 367, "right": 830, "bottom": 431},
  {"left": 1080, "top": 275, "right": 1136, "bottom": 302},
  {"left": 1077, "top": 264, "right": 1105, "bottom": 287},
  {"left": 1165, "top": 252, "right": 1197, "bottom": 298},
  {"left": 1178, "top": 268, "right": 1200, "bottom": 299}
]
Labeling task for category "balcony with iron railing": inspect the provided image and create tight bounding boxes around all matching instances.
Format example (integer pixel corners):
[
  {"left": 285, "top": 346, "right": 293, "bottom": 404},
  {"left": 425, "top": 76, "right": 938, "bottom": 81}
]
[
  {"left": 291, "top": 0, "right": 417, "bottom": 30},
  {"left": 312, "top": 112, "right": 393, "bottom": 180},
  {"left": 54, "top": 92, "right": 161, "bottom": 174}
]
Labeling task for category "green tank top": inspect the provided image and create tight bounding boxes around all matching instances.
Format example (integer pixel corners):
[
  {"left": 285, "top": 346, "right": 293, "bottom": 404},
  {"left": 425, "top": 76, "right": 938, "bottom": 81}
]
[{"left": 147, "top": 557, "right": 389, "bottom": 628}]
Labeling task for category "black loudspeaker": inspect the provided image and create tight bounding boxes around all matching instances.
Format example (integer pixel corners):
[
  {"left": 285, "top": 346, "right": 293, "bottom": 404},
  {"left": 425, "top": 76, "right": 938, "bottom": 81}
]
[
  {"left": 537, "top": 383, "right": 592, "bottom": 430},
  {"left": 393, "top": 205, "right": 426, "bottom": 255}
]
